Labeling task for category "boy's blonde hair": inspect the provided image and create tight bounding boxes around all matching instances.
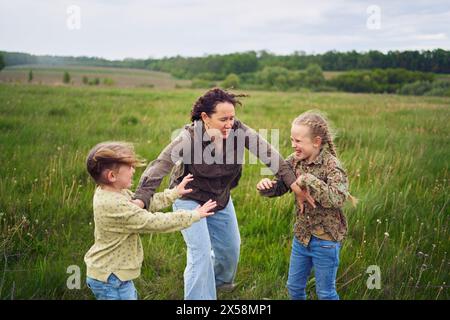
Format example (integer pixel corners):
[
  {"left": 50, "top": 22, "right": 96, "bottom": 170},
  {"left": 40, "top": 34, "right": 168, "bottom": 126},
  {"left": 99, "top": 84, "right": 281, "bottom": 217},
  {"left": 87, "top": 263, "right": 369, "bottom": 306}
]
[
  {"left": 86, "top": 141, "right": 146, "bottom": 185},
  {"left": 292, "top": 110, "right": 358, "bottom": 207}
]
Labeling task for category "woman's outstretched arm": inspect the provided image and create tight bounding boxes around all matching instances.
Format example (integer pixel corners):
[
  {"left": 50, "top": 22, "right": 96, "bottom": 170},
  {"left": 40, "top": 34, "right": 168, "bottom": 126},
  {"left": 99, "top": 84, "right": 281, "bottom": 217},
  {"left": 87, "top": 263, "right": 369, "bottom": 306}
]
[
  {"left": 133, "top": 129, "right": 190, "bottom": 209},
  {"left": 239, "top": 120, "right": 297, "bottom": 187}
]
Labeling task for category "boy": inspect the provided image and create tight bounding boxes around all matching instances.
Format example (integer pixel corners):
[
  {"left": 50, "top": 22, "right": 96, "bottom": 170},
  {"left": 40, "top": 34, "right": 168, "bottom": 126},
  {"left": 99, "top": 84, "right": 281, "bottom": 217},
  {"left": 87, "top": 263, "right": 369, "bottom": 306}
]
[{"left": 84, "top": 141, "right": 216, "bottom": 300}]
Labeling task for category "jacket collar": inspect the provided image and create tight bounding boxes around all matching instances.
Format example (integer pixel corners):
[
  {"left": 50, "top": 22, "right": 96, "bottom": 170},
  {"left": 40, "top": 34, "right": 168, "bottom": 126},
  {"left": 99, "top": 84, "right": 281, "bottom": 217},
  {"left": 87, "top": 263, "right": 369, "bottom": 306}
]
[{"left": 296, "top": 147, "right": 327, "bottom": 167}]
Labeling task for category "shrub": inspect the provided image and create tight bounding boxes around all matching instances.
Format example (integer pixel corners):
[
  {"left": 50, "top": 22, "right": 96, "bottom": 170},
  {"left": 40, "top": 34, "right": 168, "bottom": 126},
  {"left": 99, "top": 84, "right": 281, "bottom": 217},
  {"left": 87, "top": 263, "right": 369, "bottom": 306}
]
[
  {"left": 221, "top": 73, "right": 241, "bottom": 89},
  {"left": 63, "top": 71, "right": 71, "bottom": 84},
  {"left": 103, "top": 78, "right": 115, "bottom": 86}
]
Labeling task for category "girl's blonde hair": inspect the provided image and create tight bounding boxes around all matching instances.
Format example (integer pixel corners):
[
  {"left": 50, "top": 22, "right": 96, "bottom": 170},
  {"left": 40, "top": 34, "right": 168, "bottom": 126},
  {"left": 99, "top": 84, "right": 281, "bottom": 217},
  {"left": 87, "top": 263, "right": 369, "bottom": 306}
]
[
  {"left": 292, "top": 110, "right": 358, "bottom": 207},
  {"left": 86, "top": 141, "right": 146, "bottom": 185},
  {"left": 292, "top": 110, "right": 337, "bottom": 157}
]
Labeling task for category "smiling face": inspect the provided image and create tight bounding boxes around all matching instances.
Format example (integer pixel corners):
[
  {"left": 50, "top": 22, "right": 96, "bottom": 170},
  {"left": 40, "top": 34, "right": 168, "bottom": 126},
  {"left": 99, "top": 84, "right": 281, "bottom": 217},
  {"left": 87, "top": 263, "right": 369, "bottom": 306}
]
[
  {"left": 201, "top": 102, "right": 235, "bottom": 139},
  {"left": 290, "top": 124, "right": 322, "bottom": 163}
]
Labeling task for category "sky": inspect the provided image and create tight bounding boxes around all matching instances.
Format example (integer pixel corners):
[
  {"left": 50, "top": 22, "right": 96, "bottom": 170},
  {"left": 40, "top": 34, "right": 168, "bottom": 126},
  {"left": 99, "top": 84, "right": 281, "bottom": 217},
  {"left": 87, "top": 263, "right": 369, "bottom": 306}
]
[{"left": 1, "top": 0, "right": 449, "bottom": 60}]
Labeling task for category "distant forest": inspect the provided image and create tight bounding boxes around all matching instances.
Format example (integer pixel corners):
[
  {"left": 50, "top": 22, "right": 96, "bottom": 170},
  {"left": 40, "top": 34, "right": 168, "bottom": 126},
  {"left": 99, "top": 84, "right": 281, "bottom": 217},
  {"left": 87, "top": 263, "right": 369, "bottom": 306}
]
[
  {"left": 1, "top": 49, "right": 449, "bottom": 79},
  {"left": 1, "top": 50, "right": 449, "bottom": 96}
]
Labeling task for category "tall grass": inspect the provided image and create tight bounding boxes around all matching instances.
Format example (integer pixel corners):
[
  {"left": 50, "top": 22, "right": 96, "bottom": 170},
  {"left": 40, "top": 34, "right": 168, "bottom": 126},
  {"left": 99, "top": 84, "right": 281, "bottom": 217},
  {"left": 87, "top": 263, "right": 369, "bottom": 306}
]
[{"left": 0, "top": 84, "right": 448, "bottom": 299}]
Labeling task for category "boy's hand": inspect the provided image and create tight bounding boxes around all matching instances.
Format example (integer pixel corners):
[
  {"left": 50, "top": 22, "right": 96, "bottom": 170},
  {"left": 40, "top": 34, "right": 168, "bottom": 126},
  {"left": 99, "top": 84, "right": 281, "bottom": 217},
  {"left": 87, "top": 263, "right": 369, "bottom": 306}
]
[
  {"left": 130, "top": 199, "right": 145, "bottom": 208},
  {"left": 290, "top": 182, "right": 316, "bottom": 213},
  {"left": 195, "top": 199, "right": 217, "bottom": 218},
  {"left": 256, "top": 178, "right": 276, "bottom": 191},
  {"left": 176, "top": 174, "right": 194, "bottom": 196}
]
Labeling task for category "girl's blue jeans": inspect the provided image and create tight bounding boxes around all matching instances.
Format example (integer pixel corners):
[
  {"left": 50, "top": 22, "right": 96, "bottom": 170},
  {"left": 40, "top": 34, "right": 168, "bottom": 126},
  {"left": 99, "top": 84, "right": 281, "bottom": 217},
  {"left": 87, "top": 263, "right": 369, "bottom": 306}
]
[{"left": 287, "top": 235, "right": 341, "bottom": 300}]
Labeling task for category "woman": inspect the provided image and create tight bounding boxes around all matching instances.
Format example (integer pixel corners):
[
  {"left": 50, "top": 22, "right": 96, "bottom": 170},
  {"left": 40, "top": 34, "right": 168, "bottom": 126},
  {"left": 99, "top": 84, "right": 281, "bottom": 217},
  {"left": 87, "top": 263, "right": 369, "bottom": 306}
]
[{"left": 132, "top": 88, "right": 313, "bottom": 300}]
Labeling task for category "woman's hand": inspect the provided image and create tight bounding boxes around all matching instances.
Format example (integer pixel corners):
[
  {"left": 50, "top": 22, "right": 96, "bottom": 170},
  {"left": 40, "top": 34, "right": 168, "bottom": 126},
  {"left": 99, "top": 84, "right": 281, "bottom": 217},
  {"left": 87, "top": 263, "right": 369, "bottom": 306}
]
[
  {"left": 195, "top": 199, "right": 217, "bottom": 218},
  {"left": 176, "top": 174, "right": 194, "bottom": 196},
  {"left": 130, "top": 199, "right": 145, "bottom": 208},
  {"left": 290, "top": 182, "right": 316, "bottom": 213},
  {"left": 256, "top": 178, "right": 276, "bottom": 191}
]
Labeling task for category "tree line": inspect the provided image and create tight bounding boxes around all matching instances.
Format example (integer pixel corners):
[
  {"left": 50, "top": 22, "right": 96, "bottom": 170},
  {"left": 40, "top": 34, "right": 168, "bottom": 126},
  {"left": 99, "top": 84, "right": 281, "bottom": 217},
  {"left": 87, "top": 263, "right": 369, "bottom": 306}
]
[
  {"left": 1, "top": 49, "right": 449, "bottom": 75},
  {"left": 1, "top": 50, "right": 449, "bottom": 96}
]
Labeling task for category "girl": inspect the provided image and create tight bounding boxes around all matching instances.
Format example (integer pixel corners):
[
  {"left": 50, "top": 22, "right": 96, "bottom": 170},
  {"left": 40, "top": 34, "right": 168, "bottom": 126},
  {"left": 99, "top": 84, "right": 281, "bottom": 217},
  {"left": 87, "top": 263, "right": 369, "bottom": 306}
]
[{"left": 257, "top": 111, "right": 356, "bottom": 300}]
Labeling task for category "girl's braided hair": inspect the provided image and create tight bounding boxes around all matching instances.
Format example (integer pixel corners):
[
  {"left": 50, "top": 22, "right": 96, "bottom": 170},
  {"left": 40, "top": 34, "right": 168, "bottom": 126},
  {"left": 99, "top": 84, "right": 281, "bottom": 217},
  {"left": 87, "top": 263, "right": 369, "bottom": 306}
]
[
  {"left": 292, "top": 111, "right": 337, "bottom": 157},
  {"left": 292, "top": 110, "right": 358, "bottom": 207}
]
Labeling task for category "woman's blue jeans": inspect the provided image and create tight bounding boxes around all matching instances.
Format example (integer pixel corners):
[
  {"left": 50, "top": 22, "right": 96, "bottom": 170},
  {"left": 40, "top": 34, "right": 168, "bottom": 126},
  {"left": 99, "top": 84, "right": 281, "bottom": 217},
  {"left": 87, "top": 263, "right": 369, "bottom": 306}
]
[{"left": 173, "top": 197, "right": 241, "bottom": 300}]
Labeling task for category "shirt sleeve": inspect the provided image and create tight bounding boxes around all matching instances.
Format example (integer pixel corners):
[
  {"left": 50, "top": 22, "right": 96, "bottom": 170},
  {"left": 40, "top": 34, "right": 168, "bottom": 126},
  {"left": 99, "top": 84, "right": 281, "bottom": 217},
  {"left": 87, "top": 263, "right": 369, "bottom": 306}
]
[
  {"left": 258, "top": 177, "right": 290, "bottom": 198},
  {"left": 133, "top": 129, "right": 191, "bottom": 209},
  {"left": 296, "top": 160, "right": 348, "bottom": 208},
  {"left": 99, "top": 198, "right": 200, "bottom": 234},
  {"left": 258, "top": 154, "right": 295, "bottom": 198},
  {"left": 148, "top": 188, "right": 180, "bottom": 212},
  {"left": 239, "top": 120, "right": 297, "bottom": 188}
]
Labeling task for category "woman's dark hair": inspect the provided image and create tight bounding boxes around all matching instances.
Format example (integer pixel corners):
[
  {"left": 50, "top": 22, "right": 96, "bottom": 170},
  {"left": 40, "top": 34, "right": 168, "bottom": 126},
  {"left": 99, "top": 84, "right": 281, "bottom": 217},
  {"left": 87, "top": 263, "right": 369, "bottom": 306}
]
[{"left": 190, "top": 88, "right": 247, "bottom": 122}]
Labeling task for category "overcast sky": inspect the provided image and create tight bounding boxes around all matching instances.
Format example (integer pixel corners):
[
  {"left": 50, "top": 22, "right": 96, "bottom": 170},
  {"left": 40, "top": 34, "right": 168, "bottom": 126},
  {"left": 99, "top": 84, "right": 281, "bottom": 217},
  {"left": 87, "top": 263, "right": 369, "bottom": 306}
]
[{"left": 1, "top": 0, "right": 449, "bottom": 60}]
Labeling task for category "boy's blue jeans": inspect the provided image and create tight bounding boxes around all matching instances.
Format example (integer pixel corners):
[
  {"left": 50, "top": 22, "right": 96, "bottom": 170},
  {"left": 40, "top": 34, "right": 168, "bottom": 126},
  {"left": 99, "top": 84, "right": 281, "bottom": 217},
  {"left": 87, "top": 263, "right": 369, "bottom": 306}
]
[
  {"left": 173, "top": 197, "right": 241, "bottom": 300},
  {"left": 287, "top": 236, "right": 341, "bottom": 300},
  {"left": 86, "top": 273, "right": 138, "bottom": 300}
]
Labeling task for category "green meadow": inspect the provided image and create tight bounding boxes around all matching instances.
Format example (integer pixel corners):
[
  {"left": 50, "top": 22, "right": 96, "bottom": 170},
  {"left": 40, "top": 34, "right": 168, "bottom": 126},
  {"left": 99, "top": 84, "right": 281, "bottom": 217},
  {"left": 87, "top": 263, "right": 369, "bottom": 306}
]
[{"left": 0, "top": 83, "right": 448, "bottom": 299}]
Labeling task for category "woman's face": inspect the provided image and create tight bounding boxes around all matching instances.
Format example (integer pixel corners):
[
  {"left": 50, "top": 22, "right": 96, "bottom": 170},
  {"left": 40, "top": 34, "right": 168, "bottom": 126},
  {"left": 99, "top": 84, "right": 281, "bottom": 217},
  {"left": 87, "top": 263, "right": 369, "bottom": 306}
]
[{"left": 202, "top": 102, "right": 235, "bottom": 139}]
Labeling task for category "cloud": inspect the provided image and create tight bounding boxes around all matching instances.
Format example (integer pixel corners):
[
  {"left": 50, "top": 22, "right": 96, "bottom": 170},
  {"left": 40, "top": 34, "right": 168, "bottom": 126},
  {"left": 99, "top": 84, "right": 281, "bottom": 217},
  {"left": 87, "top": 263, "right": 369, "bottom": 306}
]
[
  {"left": 0, "top": 0, "right": 449, "bottom": 59},
  {"left": 414, "top": 33, "right": 448, "bottom": 40}
]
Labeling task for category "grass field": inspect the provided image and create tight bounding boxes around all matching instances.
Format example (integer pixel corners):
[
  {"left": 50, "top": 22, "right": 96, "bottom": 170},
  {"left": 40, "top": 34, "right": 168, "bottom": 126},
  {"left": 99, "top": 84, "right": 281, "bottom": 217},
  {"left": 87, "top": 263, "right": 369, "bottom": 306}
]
[{"left": 0, "top": 82, "right": 448, "bottom": 300}]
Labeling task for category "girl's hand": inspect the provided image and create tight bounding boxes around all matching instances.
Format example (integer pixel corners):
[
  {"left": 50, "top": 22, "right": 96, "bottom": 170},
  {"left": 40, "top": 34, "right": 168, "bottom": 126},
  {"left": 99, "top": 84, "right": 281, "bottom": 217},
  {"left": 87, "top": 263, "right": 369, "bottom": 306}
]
[
  {"left": 176, "top": 174, "right": 194, "bottom": 196},
  {"left": 195, "top": 199, "right": 217, "bottom": 218},
  {"left": 290, "top": 182, "right": 316, "bottom": 213},
  {"left": 256, "top": 178, "right": 276, "bottom": 190}
]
